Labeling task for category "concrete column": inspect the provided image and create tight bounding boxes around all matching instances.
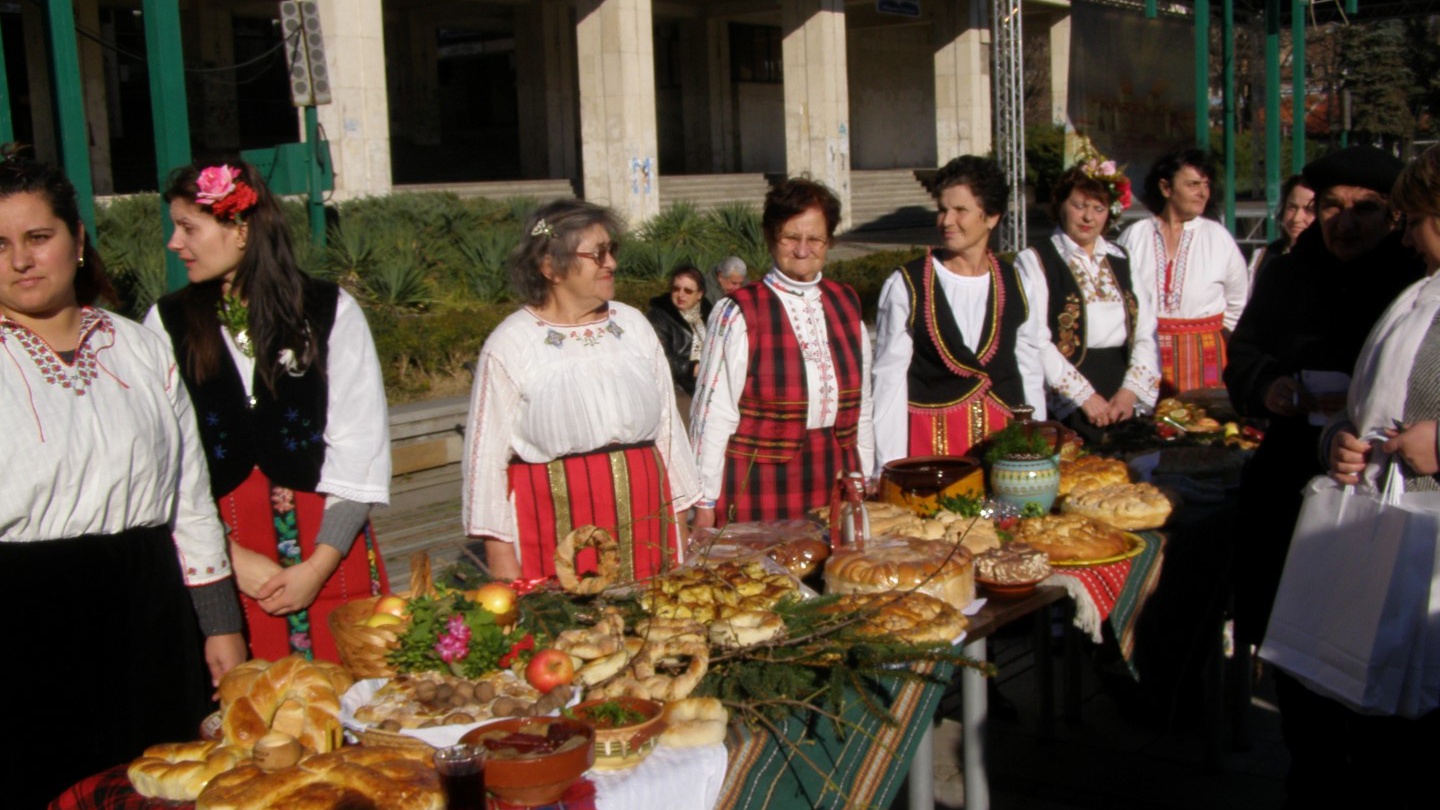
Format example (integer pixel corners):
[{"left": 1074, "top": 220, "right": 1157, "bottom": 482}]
[
  {"left": 1048, "top": 9, "right": 1071, "bottom": 126},
  {"left": 405, "top": 10, "right": 440, "bottom": 146},
  {"left": 706, "top": 17, "right": 737, "bottom": 173},
  {"left": 312, "top": 0, "right": 392, "bottom": 198},
  {"left": 21, "top": 0, "right": 56, "bottom": 165},
  {"left": 76, "top": 0, "right": 111, "bottom": 193},
  {"left": 780, "top": 0, "right": 851, "bottom": 229},
  {"left": 934, "top": 0, "right": 991, "bottom": 163},
  {"left": 576, "top": 0, "right": 660, "bottom": 225},
  {"left": 516, "top": 0, "right": 578, "bottom": 181},
  {"left": 195, "top": 1, "right": 239, "bottom": 153}
]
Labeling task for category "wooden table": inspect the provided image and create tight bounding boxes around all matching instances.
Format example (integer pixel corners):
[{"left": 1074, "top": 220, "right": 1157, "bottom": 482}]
[{"left": 908, "top": 586, "right": 1070, "bottom": 810}]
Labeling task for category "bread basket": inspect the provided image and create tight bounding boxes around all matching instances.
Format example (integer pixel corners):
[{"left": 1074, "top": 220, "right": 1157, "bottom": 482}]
[{"left": 329, "top": 552, "right": 436, "bottom": 678}]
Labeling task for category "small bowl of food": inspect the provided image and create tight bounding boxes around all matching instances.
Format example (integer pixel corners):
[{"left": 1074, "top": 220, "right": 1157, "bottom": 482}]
[
  {"left": 569, "top": 696, "right": 665, "bottom": 771},
  {"left": 973, "top": 543, "right": 1052, "bottom": 599},
  {"left": 461, "top": 716, "right": 594, "bottom": 806}
]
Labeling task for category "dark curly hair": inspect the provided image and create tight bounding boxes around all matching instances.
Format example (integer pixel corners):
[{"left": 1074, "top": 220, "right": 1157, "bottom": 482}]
[
  {"left": 164, "top": 159, "right": 315, "bottom": 395},
  {"left": 762, "top": 177, "right": 841, "bottom": 247},
  {"left": 0, "top": 143, "right": 113, "bottom": 306},
  {"left": 1140, "top": 148, "right": 1217, "bottom": 216},
  {"left": 931, "top": 155, "right": 1009, "bottom": 218}
]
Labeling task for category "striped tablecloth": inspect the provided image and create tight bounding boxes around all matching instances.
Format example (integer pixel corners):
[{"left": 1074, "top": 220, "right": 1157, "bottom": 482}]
[
  {"left": 715, "top": 660, "right": 955, "bottom": 810},
  {"left": 1045, "top": 529, "right": 1166, "bottom": 676}
]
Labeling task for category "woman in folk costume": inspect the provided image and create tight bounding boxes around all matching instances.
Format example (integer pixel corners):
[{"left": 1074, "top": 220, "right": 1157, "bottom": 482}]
[
  {"left": 1015, "top": 153, "right": 1161, "bottom": 445},
  {"left": 872, "top": 155, "right": 1046, "bottom": 471},
  {"left": 146, "top": 161, "right": 391, "bottom": 663},
  {"left": 690, "top": 178, "right": 874, "bottom": 528},
  {"left": 1117, "top": 148, "right": 1248, "bottom": 395},
  {"left": 463, "top": 199, "right": 700, "bottom": 581},
  {"left": 0, "top": 148, "right": 244, "bottom": 807}
]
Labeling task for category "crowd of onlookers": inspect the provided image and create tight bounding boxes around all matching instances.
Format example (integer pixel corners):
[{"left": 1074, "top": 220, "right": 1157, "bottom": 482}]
[{"left": 6, "top": 135, "right": 1440, "bottom": 805}]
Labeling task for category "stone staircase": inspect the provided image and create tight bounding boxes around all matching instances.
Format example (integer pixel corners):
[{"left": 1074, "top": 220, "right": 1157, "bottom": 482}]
[
  {"left": 392, "top": 178, "right": 576, "bottom": 201},
  {"left": 371, "top": 396, "right": 469, "bottom": 590},
  {"left": 658, "top": 173, "right": 771, "bottom": 212},
  {"left": 848, "top": 169, "right": 935, "bottom": 231}
]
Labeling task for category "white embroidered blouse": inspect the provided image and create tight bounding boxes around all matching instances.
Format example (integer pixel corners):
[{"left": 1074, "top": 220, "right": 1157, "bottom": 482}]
[
  {"left": 689, "top": 269, "right": 876, "bottom": 503},
  {"left": 462, "top": 302, "right": 701, "bottom": 544},
  {"left": 871, "top": 254, "right": 1048, "bottom": 475},
  {"left": 0, "top": 308, "right": 231, "bottom": 586},
  {"left": 1117, "top": 216, "right": 1249, "bottom": 328},
  {"left": 1015, "top": 231, "right": 1162, "bottom": 418},
  {"left": 144, "top": 288, "right": 392, "bottom": 505}
]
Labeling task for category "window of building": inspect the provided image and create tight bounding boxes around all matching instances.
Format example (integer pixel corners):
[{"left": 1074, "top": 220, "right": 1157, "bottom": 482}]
[{"left": 729, "top": 23, "right": 782, "bottom": 84}]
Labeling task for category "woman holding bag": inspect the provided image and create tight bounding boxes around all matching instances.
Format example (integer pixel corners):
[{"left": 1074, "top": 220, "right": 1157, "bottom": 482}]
[{"left": 1310, "top": 144, "right": 1440, "bottom": 807}]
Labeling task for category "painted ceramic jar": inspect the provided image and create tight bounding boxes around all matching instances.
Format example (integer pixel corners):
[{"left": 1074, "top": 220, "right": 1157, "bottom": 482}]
[{"left": 989, "top": 454, "right": 1061, "bottom": 514}]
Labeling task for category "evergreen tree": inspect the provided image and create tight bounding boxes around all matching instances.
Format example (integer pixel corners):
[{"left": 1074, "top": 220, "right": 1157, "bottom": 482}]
[{"left": 1341, "top": 20, "right": 1415, "bottom": 147}]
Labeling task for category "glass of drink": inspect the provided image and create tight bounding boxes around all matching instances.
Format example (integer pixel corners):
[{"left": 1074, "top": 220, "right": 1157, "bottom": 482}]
[{"left": 434, "top": 744, "right": 487, "bottom": 810}]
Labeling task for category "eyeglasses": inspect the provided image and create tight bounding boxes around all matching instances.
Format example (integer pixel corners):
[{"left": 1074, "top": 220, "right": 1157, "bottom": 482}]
[
  {"left": 671, "top": 285, "right": 699, "bottom": 294},
  {"left": 573, "top": 243, "right": 620, "bottom": 264},
  {"left": 778, "top": 233, "right": 829, "bottom": 251}
]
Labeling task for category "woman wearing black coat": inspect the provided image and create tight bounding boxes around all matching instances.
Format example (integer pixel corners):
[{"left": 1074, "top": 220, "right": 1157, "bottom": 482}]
[{"left": 648, "top": 265, "right": 713, "bottom": 419}]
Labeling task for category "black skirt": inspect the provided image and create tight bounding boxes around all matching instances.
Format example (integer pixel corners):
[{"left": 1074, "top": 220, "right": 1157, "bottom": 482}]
[
  {"left": 1060, "top": 346, "right": 1131, "bottom": 446},
  {"left": 0, "top": 526, "right": 211, "bottom": 809}
]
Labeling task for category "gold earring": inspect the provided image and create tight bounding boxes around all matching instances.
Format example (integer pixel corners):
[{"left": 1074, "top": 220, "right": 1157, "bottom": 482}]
[{"left": 77, "top": 254, "right": 85, "bottom": 268}]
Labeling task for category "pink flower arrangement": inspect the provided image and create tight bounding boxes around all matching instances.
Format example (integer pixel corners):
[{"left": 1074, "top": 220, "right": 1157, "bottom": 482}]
[
  {"left": 196, "top": 164, "right": 258, "bottom": 222},
  {"left": 1076, "top": 142, "right": 1132, "bottom": 219},
  {"left": 434, "top": 615, "right": 472, "bottom": 663}
]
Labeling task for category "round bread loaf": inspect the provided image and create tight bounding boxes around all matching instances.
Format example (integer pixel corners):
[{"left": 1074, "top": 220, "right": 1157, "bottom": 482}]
[
  {"left": 821, "top": 591, "right": 969, "bottom": 644},
  {"left": 1010, "top": 514, "right": 1129, "bottom": 562},
  {"left": 1060, "top": 482, "right": 1173, "bottom": 530},
  {"left": 825, "top": 537, "right": 975, "bottom": 609},
  {"left": 195, "top": 746, "right": 441, "bottom": 810},
  {"left": 1058, "top": 456, "right": 1131, "bottom": 497}
]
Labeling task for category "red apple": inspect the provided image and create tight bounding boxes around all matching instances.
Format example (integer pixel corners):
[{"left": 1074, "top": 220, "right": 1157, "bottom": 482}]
[
  {"left": 468, "top": 582, "right": 518, "bottom": 616},
  {"left": 525, "top": 648, "right": 576, "bottom": 694}
]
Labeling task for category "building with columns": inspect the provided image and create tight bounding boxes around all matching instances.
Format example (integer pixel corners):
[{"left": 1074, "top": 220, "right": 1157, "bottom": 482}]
[{"left": 3, "top": 0, "right": 1074, "bottom": 229}]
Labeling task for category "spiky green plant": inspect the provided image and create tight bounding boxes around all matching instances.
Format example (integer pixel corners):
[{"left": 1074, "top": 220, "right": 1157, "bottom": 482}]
[
  {"left": 364, "top": 242, "right": 432, "bottom": 310},
  {"left": 96, "top": 196, "right": 168, "bottom": 318},
  {"left": 709, "top": 201, "right": 770, "bottom": 273},
  {"left": 453, "top": 225, "right": 518, "bottom": 304}
]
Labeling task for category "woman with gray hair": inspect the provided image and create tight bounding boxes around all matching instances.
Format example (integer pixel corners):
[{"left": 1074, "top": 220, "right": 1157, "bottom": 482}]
[{"left": 462, "top": 199, "right": 700, "bottom": 582}]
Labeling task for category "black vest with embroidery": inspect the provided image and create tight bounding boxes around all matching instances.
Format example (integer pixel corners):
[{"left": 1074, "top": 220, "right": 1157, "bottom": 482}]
[
  {"left": 158, "top": 279, "right": 339, "bottom": 498},
  {"left": 902, "top": 252, "right": 1028, "bottom": 410},
  {"left": 1033, "top": 238, "right": 1139, "bottom": 366}
]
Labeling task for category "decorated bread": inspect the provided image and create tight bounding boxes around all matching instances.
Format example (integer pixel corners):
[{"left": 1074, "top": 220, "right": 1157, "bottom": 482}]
[
  {"left": 128, "top": 740, "right": 251, "bottom": 801},
  {"left": 825, "top": 537, "right": 975, "bottom": 609},
  {"left": 1058, "top": 455, "right": 1131, "bottom": 497},
  {"left": 974, "top": 543, "right": 1052, "bottom": 584},
  {"left": 1010, "top": 514, "right": 1130, "bottom": 562},
  {"left": 352, "top": 671, "right": 569, "bottom": 731},
  {"left": 821, "top": 591, "right": 969, "bottom": 644},
  {"left": 1060, "top": 482, "right": 1174, "bottom": 530},
  {"left": 218, "top": 656, "right": 353, "bottom": 754},
  {"left": 195, "top": 745, "right": 441, "bottom": 810},
  {"left": 688, "top": 520, "right": 830, "bottom": 578}
]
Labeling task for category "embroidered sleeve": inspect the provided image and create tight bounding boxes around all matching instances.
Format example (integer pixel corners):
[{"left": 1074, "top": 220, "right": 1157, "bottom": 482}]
[
  {"left": 462, "top": 343, "right": 523, "bottom": 543},
  {"left": 165, "top": 353, "right": 234, "bottom": 587},
  {"left": 1016, "top": 249, "right": 1094, "bottom": 414},
  {"left": 317, "top": 291, "right": 391, "bottom": 505},
  {"left": 871, "top": 271, "right": 913, "bottom": 476},
  {"left": 690, "top": 299, "right": 748, "bottom": 502},
  {"left": 1122, "top": 272, "right": 1162, "bottom": 409}
]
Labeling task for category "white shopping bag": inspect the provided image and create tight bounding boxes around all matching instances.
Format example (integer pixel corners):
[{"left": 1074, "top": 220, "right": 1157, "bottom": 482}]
[{"left": 1260, "top": 467, "right": 1440, "bottom": 717}]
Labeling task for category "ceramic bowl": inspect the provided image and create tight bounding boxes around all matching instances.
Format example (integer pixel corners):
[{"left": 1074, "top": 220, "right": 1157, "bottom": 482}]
[{"left": 461, "top": 716, "right": 594, "bottom": 806}]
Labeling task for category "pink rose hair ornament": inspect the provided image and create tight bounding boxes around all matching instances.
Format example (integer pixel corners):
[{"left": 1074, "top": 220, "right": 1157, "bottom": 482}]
[
  {"left": 196, "top": 164, "right": 259, "bottom": 223},
  {"left": 1073, "top": 139, "right": 1133, "bottom": 220}
]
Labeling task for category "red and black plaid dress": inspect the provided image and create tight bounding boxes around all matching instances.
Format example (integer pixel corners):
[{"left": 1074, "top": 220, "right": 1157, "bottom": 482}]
[{"left": 716, "top": 280, "right": 865, "bottom": 523}]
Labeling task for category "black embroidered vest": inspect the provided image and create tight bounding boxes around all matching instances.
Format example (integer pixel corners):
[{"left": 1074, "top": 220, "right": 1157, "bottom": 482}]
[
  {"left": 901, "top": 251, "right": 1028, "bottom": 410},
  {"left": 1033, "top": 237, "right": 1139, "bottom": 366},
  {"left": 158, "top": 279, "right": 339, "bottom": 498}
]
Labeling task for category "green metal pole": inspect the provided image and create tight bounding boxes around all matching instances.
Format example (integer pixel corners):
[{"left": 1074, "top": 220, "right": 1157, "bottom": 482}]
[
  {"left": 0, "top": 17, "right": 13, "bottom": 143},
  {"left": 1222, "top": 0, "right": 1235, "bottom": 231},
  {"left": 1264, "top": 0, "right": 1281, "bottom": 242},
  {"left": 142, "top": 0, "right": 192, "bottom": 292},
  {"left": 1145, "top": 1, "right": 1157, "bottom": 20},
  {"left": 43, "top": 0, "right": 94, "bottom": 237},
  {"left": 305, "top": 105, "right": 325, "bottom": 248},
  {"left": 1291, "top": 0, "right": 1306, "bottom": 173},
  {"left": 1195, "top": 0, "right": 1210, "bottom": 149}
]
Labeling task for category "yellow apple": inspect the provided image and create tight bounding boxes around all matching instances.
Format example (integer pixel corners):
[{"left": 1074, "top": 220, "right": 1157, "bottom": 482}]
[
  {"left": 468, "top": 582, "right": 518, "bottom": 616},
  {"left": 363, "top": 612, "right": 403, "bottom": 629},
  {"left": 372, "top": 595, "right": 409, "bottom": 618}
]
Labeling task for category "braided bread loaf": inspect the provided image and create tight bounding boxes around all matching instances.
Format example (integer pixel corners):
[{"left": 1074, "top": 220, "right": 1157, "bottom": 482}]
[
  {"left": 127, "top": 740, "right": 250, "bottom": 801},
  {"left": 219, "top": 656, "right": 354, "bottom": 753},
  {"left": 196, "top": 746, "right": 441, "bottom": 810}
]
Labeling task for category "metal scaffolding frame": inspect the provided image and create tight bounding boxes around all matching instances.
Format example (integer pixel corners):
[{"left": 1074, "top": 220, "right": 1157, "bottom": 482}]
[{"left": 992, "top": 0, "right": 1026, "bottom": 253}]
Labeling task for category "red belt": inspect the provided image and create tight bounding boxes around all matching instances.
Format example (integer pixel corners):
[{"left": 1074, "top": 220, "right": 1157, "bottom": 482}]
[{"left": 1157, "top": 313, "right": 1224, "bottom": 335}]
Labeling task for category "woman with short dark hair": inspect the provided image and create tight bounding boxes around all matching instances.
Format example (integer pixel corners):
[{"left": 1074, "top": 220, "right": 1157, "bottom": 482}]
[
  {"left": 691, "top": 178, "right": 873, "bottom": 527},
  {"left": 464, "top": 199, "right": 700, "bottom": 579},
  {"left": 872, "top": 155, "right": 1046, "bottom": 468},
  {"left": 1118, "top": 147, "right": 1248, "bottom": 394},
  {"left": 1015, "top": 152, "right": 1160, "bottom": 442}
]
